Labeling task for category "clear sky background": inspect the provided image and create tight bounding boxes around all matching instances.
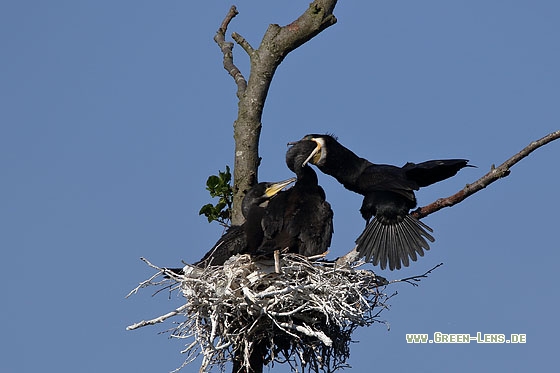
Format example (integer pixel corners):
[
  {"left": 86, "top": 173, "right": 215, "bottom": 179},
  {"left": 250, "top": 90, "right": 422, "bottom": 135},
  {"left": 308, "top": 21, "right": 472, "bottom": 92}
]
[{"left": 2, "top": 1, "right": 559, "bottom": 372}]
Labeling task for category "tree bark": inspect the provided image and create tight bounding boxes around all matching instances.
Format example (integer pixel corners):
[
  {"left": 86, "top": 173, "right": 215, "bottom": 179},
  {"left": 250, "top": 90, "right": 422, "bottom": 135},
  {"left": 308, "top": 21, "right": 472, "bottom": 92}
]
[
  {"left": 215, "top": 1, "right": 338, "bottom": 226},
  {"left": 214, "top": 2, "right": 339, "bottom": 372}
]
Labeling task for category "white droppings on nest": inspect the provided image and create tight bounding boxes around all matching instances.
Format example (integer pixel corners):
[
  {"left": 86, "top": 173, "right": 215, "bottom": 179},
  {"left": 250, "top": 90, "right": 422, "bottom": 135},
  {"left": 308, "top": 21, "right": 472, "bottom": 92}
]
[{"left": 128, "top": 254, "right": 390, "bottom": 373}]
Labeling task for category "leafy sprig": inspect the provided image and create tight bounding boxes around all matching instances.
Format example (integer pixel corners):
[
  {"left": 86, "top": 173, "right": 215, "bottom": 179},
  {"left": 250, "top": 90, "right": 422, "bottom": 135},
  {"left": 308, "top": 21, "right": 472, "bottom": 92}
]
[{"left": 199, "top": 166, "right": 233, "bottom": 226}]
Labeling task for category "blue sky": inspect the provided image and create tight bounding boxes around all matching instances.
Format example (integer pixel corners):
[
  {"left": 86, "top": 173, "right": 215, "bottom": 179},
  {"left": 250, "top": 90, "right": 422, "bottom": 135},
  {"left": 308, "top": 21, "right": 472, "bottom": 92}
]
[{"left": 2, "top": 1, "right": 559, "bottom": 372}]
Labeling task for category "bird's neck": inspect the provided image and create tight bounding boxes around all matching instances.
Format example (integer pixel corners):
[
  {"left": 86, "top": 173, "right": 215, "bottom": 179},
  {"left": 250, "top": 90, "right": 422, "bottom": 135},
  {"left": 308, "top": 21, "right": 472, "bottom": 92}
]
[
  {"left": 295, "top": 165, "right": 319, "bottom": 189},
  {"left": 319, "top": 145, "right": 371, "bottom": 192}
]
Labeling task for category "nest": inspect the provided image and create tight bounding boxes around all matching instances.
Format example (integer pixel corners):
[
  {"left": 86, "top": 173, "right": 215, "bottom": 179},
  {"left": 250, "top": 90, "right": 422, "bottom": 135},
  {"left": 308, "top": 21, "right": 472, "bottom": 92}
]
[{"left": 127, "top": 253, "right": 391, "bottom": 373}]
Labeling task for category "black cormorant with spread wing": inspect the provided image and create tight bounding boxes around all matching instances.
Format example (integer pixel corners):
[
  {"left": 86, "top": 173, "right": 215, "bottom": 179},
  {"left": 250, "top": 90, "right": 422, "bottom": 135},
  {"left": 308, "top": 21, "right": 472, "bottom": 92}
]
[
  {"left": 256, "top": 140, "right": 334, "bottom": 257},
  {"left": 297, "top": 134, "right": 471, "bottom": 270},
  {"left": 165, "top": 178, "right": 295, "bottom": 275}
]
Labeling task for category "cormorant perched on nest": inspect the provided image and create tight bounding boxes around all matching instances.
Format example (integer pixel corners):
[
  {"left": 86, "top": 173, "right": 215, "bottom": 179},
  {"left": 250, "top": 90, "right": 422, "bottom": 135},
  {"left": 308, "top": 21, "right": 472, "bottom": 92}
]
[
  {"left": 166, "top": 178, "right": 295, "bottom": 274},
  {"left": 196, "top": 177, "right": 296, "bottom": 266},
  {"left": 256, "top": 140, "right": 334, "bottom": 257},
  {"left": 296, "top": 134, "right": 471, "bottom": 270}
]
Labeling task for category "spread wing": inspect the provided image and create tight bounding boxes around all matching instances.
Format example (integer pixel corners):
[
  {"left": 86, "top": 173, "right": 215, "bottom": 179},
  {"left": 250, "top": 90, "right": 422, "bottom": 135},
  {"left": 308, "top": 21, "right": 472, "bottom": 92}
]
[{"left": 357, "top": 164, "right": 419, "bottom": 201}]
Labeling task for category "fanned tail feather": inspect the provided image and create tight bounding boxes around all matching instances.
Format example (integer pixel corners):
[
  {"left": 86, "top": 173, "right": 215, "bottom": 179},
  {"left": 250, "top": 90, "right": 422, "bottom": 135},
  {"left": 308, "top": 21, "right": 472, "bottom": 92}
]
[{"left": 356, "top": 215, "right": 435, "bottom": 270}]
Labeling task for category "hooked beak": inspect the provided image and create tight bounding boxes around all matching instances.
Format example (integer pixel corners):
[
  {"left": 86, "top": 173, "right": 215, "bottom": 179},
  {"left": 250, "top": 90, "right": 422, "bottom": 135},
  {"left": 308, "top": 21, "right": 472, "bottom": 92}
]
[
  {"left": 264, "top": 177, "right": 296, "bottom": 198},
  {"left": 302, "top": 138, "right": 322, "bottom": 167}
]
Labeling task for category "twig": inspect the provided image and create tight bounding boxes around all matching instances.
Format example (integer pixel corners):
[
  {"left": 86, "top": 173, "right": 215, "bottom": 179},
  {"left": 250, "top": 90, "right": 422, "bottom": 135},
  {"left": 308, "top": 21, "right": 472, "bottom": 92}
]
[
  {"left": 278, "top": 322, "right": 333, "bottom": 347},
  {"left": 390, "top": 263, "right": 444, "bottom": 287},
  {"left": 125, "top": 257, "right": 167, "bottom": 298},
  {"left": 127, "top": 253, "right": 387, "bottom": 372},
  {"left": 126, "top": 304, "right": 189, "bottom": 330}
]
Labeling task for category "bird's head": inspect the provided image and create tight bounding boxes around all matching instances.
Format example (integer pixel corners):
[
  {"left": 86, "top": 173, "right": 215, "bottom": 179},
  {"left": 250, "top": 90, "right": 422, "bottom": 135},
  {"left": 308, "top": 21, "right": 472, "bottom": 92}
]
[
  {"left": 241, "top": 178, "right": 295, "bottom": 217},
  {"left": 286, "top": 139, "right": 320, "bottom": 172},
  {"left": 295, "top": 134, "right": 338, "bottom": 167}
]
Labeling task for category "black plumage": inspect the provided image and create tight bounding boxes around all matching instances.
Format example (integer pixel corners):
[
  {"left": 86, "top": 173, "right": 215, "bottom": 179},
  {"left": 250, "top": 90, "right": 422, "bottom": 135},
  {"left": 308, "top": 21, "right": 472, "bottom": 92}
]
[
  {"left": 199, "top": 178, "right": 296, "bottom": 265},
  {"left": 165, "top": 178, "right": 295, "bottom": 275},
  {"left": 256, "top": 140, "right": 334, "bottom": 257},
  {"left": 298, "top": 134, "right": 472, "bottom": 270}
]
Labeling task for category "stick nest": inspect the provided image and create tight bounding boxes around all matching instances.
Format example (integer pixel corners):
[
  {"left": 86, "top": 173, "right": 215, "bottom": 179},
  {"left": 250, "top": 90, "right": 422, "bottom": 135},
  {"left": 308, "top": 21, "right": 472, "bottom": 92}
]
[{"left": 127, "top": 254, "right": 390, "bottom": 372}]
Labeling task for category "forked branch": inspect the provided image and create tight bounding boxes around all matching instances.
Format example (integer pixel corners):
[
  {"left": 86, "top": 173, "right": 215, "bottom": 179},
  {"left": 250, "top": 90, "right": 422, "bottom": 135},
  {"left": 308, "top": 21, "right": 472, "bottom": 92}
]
[{"left": 214, "top": 1, "right": 339, "bottom": 225}]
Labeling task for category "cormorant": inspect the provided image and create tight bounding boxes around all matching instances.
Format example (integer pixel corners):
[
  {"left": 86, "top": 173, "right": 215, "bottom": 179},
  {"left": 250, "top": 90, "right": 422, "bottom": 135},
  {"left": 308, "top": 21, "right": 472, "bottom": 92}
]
[
  {"left": 256, "top": 140, "right": 334, "bottom": 257},
  {"left": 165, "top": 178, "right": 295, "bottom": 275},
  {"left": 297, "top": 134, "right": 471, "bottom": 270},
  {"left": 197, "top": 178, "right": 296, "bottom": 266}
]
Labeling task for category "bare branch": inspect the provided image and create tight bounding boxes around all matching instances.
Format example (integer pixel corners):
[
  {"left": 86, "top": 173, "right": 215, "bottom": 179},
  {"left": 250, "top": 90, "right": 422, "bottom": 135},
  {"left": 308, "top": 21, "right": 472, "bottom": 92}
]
[
  {"left": 125, "top": 257, "right": 168, "bottom": 298},
  {"left": 390, "top": 263, "right": 444, "bottom": 287},
  {"left": 214, "top": 6, "right": 247, "bottom": 98},
  {"left": 412, "top": 130, "right": 560, "bottom": 219},
  {"left": 278, "top": 322, "right": 333, "bottom": 346},
  {"left": 126, "top": 304, "right": 189, "bottom": 331},
  {"left": 231, "top": 32, "right": 254, "bottom": 56},
  {"left": 214, "top": 1, "right": 339, "bottom": 225},
  {"left": 335, "top": 131, "right": 560, "bottom": 264},
  {"left": 335, "top": 245, "right": 361, "bottom": 267}
]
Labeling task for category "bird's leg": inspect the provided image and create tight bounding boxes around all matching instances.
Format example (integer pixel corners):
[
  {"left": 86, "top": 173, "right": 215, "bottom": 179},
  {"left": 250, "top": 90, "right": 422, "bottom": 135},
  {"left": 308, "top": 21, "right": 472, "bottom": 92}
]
[{"left": 274, "top": 250, "right": 281, "bottom": 273}]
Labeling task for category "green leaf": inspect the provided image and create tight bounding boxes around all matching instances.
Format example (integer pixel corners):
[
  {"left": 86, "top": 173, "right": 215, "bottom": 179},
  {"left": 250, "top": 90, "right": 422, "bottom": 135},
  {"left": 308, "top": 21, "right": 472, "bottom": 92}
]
[{"left": 199, "top": 166, "right": 233, "bottom": 225}]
